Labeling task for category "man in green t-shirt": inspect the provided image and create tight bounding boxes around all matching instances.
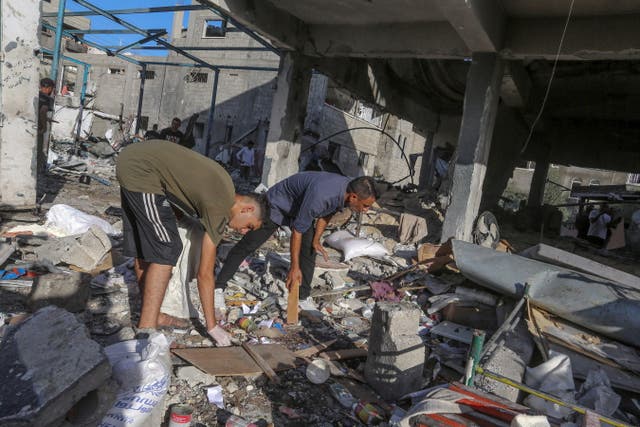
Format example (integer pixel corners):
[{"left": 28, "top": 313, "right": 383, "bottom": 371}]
[{"left": 117, "top": 140, "right": 268, "bottom": 346}]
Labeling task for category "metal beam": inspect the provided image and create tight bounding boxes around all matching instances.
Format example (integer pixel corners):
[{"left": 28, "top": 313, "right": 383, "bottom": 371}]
[
  {"left": 73, "top": 0, "right": 217, "bottom": 70},
  {"left": 107, "top": 45, "right": 272, "bottom": 52},
  {"left": 141, "top": 61, "right": 277, "bottom": 72},
  {"left": 50, "top": 0, "right": 66, "bottom": 82},
  {"left": 135, "top": 64, "right": 146, "bottom": 135},
  {"left": 42, "top": 4, "right": 208, "bottom": 17},
  {"left": 195, "top": 0, "right": 280, "bottom": 55},
  {"left": 64, "top": 28, "right": 166, "bottom": 35},
  {"left": 114, "top": 30, "right": 167, "bottom": 55},
  {"left": 42, "top": 22, "right": 142, "bottom": 66},
  {"left": 205, "top": 69, "right": 220, "bottom": 156}
]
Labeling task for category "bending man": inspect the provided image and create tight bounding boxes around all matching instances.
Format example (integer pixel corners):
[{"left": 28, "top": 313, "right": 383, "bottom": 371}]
[
  {"left": 217, "top": 172, "right": 378, "bottom": 299},
  {"left": 117, "top": 141, "right": 267, "bottom": 345}
]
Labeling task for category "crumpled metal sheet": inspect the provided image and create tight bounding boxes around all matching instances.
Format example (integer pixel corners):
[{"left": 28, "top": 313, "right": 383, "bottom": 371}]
[{"left": 452, "top": 240, "right": 640, "bottom": 348}]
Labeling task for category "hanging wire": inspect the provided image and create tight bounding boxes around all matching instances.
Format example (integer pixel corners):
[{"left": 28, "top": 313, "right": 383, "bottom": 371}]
[
  {"left": 519, "top": 0, "right": 576, "bottom": 155},
  {"left": 301, "top": 126, "right": 415, "bottom": 185}
]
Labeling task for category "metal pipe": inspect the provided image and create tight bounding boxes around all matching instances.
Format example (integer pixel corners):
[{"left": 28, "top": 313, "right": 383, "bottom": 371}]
[
  {"left": 50, "top": 0, "right": 66, "bottom": 82},
  {"left": 114, "top": 30, "right": 167, "bottom": 54},
  {"left": 135, "top": 64, "right": 146, "bottom": 135},
  {"left": 108, "top": 45, "right": 272, "bottom": 52},
  {"left": 194, "top": 0, "right": 280, "bottom": 56},
  {"left": 205, "top": 69, "right": 220, "bottom": 156},
  {"left": 42, "top": 22, "right": 142, "bottom": 66},
  {"left": 73, "top": 0, "right": 217, "bottom": 70},
  {"left": 43, "top": 4, "right": 208, "bottom": 17},
  {"left": 464, "top": 330, "right": 485, "bottom": 386},
  {"left": 140, "top": 61, "right": 278, "bottom": 72},
  {"left": 64, "top": 28, "right": 165, "bottom": 34},
  {"left": 74, "top": 63, "right": 90, "bottom": 152}
]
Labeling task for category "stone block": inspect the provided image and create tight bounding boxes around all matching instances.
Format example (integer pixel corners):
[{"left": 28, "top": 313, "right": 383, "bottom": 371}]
[
  {"left": 27, "top": 271, "right": 90, "bottom": 313},
  {"left": 364, "top": 302, "right": 426, "bottom": 401},
  {"left": 0, "top": 306, "right": 112, "bottom": 426},
  {"left": 34, "top": 226, "right": 112, "bottom": 271}
]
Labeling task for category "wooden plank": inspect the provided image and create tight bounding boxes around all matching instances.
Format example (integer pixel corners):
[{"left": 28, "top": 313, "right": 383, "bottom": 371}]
[
  {"left": 172, "top": 344, "right": 297, "bottom": 377},
  {"left": 293, "top": 339, "right": 337, "bottom": 358},
  {"left": 319, "top": 348, "right": 369, "bottom": 361},
  {"left": 242, "top": 342, "right": 281, "bottom": 384},
  {"left": 287, "top": 282, "right": 299, "bottom": 324}
]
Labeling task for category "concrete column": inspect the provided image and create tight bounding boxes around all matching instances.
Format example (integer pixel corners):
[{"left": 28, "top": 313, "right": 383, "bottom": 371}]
[
  {"left": 0, "top": 0, "right": 41, "bottom": 207},
  {"left": 261, "top": 53, "right": 312, "bottom": 186},
  {"left": 171, "top": 9, "right": 185, "bottom": 43},
  {"left": 527, "top": 147, "right": 551, "bottom": 208},
  {"left": 441, "top": 53, "right": 503, "bottom": 242}
]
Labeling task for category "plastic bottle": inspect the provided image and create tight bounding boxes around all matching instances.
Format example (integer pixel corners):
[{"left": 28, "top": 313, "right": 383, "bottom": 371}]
[
  {"left": 329, "top": 383, "right": 357, "bottom": 408},
  {"left": 225, "top": 415, "right": 257, "bottom": 427}
]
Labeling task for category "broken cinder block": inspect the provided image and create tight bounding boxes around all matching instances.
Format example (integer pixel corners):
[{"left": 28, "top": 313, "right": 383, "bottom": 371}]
[
  {"left": 0, "top": 306, "right": 112, "bottom": 426},
  {"left": 364, "top": 302, "right": 426, "bottom": 400},
  {"left": 27, "top": 271, "right": 90, "bottom": 313},
  {"left": 33, "top": 226, "right": 112, "bottom": 271}
]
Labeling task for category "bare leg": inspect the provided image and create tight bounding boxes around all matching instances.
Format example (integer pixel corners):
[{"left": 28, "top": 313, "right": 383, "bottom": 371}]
[
  {"left": 134, "top": 258, "right": 149, "bottom": 296},
  {"left": 138, "top": 263, "right": 173, "bottom": 329}
]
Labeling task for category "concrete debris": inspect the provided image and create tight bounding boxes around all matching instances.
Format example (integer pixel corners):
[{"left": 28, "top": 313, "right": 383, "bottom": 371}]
[
  {"left": 27, "top": 271, "right": 90, "bottom": 312},
  {"left": 33, "top": 226, "right": 112, "bottom": 271},
  {"left": 0, "top": 306, "right": 111, "bottom": 426},
  {"left": 2, "top": 155, "right": 639, "bottom": 426},
  {"left": 365, "top": 302, "right": 425, "bottom": 401}
]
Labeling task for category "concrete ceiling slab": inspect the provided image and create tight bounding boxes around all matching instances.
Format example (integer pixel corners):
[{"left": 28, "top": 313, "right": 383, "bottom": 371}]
[
  {"left": 268, "top": 0, "right": 445, "bottom": 25},
  {"left": 503, "top": 0, "right": 640, "bottom": 18}
]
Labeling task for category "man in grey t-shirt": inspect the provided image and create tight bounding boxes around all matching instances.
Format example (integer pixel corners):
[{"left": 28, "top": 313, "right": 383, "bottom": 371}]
[{"left": 217, "top": 172, "right": 378, "bottom": 298}]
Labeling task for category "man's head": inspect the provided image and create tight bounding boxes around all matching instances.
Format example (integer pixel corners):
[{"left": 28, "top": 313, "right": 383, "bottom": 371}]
[
  {"left": 40, "top": 78, "right": 55, "bottom": 96},
  {"left": 152, "top": 124, "right": 158, "bottom": 131},
  {"left": 171, "top": 117, "right": 181, "bottom": 131},
  {"left": 228, "top": 193, "right": 269, "bottom": 234},
  {"left": 247, "top": 141, "right": 255, "bottom": 149},
  {"left": 345, "top": 176, "right": 378, "bottom": 213}
]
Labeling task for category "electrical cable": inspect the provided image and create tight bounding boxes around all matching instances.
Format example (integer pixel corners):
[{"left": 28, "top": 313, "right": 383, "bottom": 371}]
[
  {"left": 301, "top": 126, "right": 415, "bottom": 185},
  {"left": 519, "top": 0, "right": 575, "bottom": 155}
]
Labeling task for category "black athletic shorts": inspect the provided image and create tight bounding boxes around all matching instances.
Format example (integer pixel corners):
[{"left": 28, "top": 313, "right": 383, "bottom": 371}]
[{"left": 120, "top": 188, "right": 182, "bottom": 265}]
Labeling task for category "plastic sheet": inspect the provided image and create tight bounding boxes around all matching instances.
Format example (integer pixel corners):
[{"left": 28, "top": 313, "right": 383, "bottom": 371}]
[{"left": 46, "top": 204, "right": 119, "bottom": 236}]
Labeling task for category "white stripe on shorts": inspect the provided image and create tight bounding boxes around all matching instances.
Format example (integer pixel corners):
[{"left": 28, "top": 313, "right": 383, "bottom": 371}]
[{"left": 143, "top": 193, "right": 171, "bottom": 242}]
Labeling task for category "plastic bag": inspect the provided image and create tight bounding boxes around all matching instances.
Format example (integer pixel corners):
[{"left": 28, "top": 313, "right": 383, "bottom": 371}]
[
  {"left": 576, "top": 367, "right": 620, "bottom": 416},
  {"left": 325, "top": 230, "right": 388, "bottom": 261},
  {"left": 523, "top": 351, "right": 575, "bottom": 419},
  {"left": 99, "top": 333, "right": 172, "bottom": 427},
  {"left": 46, "top": 203, "right": 119, "bottom": 236}
]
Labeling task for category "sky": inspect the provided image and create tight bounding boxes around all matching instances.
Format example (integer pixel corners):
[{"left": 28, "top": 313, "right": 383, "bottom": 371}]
[{"left": 66, "top": 0, "right": 190, "bottom": 56}]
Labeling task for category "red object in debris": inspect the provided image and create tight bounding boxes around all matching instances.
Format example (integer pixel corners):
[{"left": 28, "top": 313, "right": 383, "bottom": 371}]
[{"left": 168, "top": 404, "right": 193, "bottom": 427}]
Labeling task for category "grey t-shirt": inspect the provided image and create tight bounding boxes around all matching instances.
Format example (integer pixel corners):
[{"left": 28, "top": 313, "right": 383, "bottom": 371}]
[{"left": 266, "top": 172, "right": 350, "bottom": 233}]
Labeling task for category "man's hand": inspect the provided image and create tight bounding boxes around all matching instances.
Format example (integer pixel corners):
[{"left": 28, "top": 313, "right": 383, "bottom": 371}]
[
  {"left": 313, "top": 240, "right": 329, "bottom": 262},
  {"left": 286, "top": 267, "right": 302, "bottom": 292},
  {"left": 208, "top": 325, "right": 232, "bottom": 347}
]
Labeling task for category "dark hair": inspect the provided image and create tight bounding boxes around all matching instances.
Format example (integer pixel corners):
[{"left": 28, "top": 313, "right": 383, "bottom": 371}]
[
  {"left": 172, "top": 117, "right": 181, "bottom": 124},
  {"left": 347, "top": 176, "right": 378, "bottom": 200},
  {"left": 247, "top": 141, "right": 255, "bottom": 147},
  {"left": 239, "top": 192, "right": 270, "bottom": 224},
  {"left": 40, "top": 78, "right": 55, "bottom": 88}
]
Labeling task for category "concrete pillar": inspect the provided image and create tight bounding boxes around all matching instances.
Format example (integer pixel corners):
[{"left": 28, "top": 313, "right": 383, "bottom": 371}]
[
  {"left": 171, "top": 9, "right": 185, "bottom": 43},
  {"left": 261, "top": 53, "right": 312, "bottom": 186},
  {"left": 527, "top": 148, "right": 551, "bottom": 208},
  {"left": 0, "top": 0, "right": 40, "bottom": 207},
  {"left": 441, "top": 53, "right": 504, "bottom": 242}
]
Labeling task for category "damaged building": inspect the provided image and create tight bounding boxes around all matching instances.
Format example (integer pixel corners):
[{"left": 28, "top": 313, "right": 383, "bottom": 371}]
[{"left": 1, "top": 0, "right": 640, "bottom": 426}]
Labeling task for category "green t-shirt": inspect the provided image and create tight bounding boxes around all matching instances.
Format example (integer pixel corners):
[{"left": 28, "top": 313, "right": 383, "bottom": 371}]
[{"left": 116, "top": 140, "right": 234, "bottom": 244}]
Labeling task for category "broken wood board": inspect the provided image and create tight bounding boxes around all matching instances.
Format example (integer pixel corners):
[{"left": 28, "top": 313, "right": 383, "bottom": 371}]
[
  {"left": 319, "top": 348, "right": 368, "bottom": 361},
  {"left": 529, "top": 308, "right": 640, "bottom": 373},
  {"left": 242, "top": 342, "right": 280, "bottom": 384},
  {"left": 294, "top": 339, "right": 337, "bottom": 358},
  {"left": 430, "top": 320, "right": 475, "bottom": 345},
  {"left": 173, "top": 344, "right": 298, "bottom": 377}
]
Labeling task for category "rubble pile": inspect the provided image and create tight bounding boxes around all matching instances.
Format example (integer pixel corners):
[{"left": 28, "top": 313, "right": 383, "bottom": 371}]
[{"left": 0, "top": 167, "right": 639, "bottom": 426}]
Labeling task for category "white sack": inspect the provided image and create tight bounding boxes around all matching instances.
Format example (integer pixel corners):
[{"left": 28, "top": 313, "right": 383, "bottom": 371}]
[
  {"left": 325, "top": 230, "right": 388, "bottom": 261},
  {"left": 46, "top": 204, "right": 118, "bottom": 236}
]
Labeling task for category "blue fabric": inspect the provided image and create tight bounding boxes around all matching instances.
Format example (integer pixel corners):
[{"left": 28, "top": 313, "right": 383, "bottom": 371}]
[{"left": 266, "top": 172, "right": 350, "bottom": 233}]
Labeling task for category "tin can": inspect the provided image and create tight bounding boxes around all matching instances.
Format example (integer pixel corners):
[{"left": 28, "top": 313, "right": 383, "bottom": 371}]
[
  {"left": 168, "top": 404, "right": 193, "bottom": 427},
  {"left": 236, "top": 317, "right": 257, "bottom": 332},
  {"left": 353, "top": 401, "right": 384, "bottom": 425}
]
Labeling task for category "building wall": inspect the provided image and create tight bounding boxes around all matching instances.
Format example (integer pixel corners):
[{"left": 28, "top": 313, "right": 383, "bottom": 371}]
[{"left": 0, "top": 0, "right": 41, "bottom": 207}]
